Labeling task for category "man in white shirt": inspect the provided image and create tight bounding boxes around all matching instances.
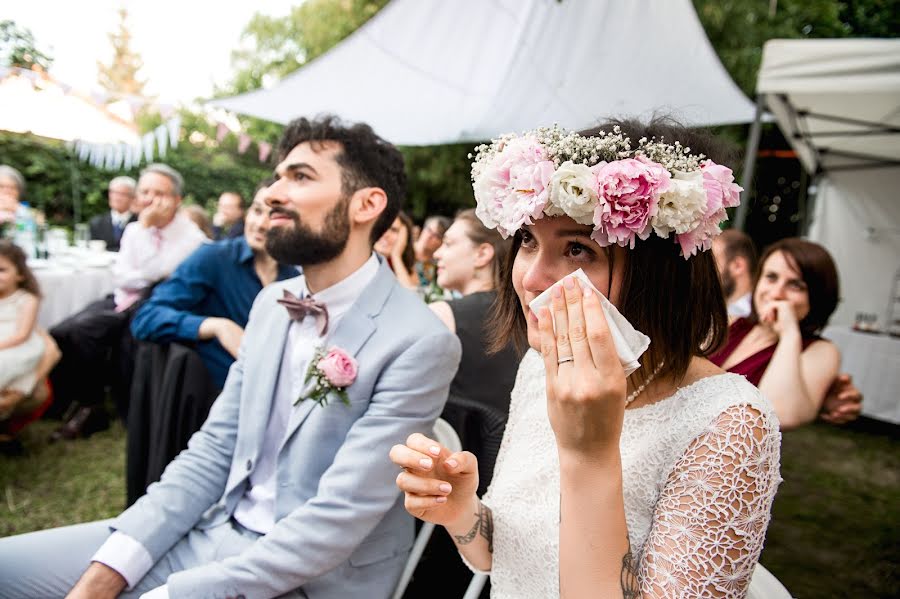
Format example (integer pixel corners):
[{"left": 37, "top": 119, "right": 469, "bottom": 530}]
[
  {"left": 711, "top": 229, "right": 757, "bottom": 320},
  {"left": 47, "top": 164, "right": 206, "bottom": 437},
  {"left": 89, "top": 176, "right": 138, "bottom": 252},
  {"left": 0, "top": 116, "right": 461, "bottom": 599}
]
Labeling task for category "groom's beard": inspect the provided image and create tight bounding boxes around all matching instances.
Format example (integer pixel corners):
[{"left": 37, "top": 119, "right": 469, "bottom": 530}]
[{"left": 265, "top": 196, "right": 351, "bottom": 266}]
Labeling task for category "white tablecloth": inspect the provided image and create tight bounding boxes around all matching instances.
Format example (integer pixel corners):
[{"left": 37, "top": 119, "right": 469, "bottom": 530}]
[
  {"left": 823, "top": 325, "right": 900, "bottom": 424},
  {"left": 31, "top": 256, "right": 118, "bottom": 329}
]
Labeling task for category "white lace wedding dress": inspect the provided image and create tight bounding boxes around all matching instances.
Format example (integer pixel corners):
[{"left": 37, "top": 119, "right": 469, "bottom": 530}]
[{"left": 473, "top": 350, "right": 782, "bottom": 598}]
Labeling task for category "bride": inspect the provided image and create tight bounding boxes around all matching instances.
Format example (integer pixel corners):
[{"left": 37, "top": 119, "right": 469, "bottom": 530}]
[{"left": 390, "top": 119, "right": 782, "bottom": 598}]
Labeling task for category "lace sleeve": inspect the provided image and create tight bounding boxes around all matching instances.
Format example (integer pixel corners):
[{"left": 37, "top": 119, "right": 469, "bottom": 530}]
[{"left": 638, "top": 403, "right": 781, "bottom": 598}]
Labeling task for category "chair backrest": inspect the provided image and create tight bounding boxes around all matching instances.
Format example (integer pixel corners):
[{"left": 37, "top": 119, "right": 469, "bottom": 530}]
[
  {"left": 432, "top": 416, "right": 463, "bottom": 453},
  {"left": 391, "top": 418, "right": 469, "bottom": 599}
]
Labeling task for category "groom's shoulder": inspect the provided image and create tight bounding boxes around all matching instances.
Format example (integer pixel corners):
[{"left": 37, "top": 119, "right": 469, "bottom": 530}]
[{"left": 378, "top": 283, "right": 454, "bottom": 340}]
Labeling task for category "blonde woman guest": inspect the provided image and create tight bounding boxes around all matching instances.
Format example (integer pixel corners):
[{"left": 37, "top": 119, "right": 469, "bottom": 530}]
[
  {"left": 391, "top": 119, "right": 781, "bottom": 598},
  {"left": 374, "top": 210, "right": 417, "bottom": 288}
]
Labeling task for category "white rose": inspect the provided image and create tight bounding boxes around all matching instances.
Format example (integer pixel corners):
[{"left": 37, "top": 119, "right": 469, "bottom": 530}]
[
  {"left": 651, "top": 169, "right": 707, "bottom": 237},
  {"left": 546, "top": 161, "right": 599, "bottom": 226}
]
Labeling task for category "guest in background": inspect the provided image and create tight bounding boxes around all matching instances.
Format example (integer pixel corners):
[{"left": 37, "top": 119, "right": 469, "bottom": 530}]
[
  {"left": 713, "top": 233, "right": 862, "bottom": 426},
  {"left": 212, "top": 191, "right": 245, "bottom": 240},
  {"left": 49, "top": 163, "right": 206, "bottom": 440},
  {"left": 712, "top": 228, "right": 756, "bottom": 320},
  {"left": 374, "top": 210, "right": 417, "bottom": 288},
  {"left": 0, "top": 241, "right": 45, "bottom": 421},
  {"left": 711, "top": 238, "right": 841, "bottom": 429},
  {"left": 131, "top": 182, "right": 296, "bottom": 390},
  {"left": 414, "top": 215, "right": 451, "bottom": 286},
  {"left": 0, "top": 165, "right": 28, "bottom": 227},
  {"left": 183, "top": 204, "right": 214, "bottom": 239},
  {"left": 89, "top": 176, "right": 137, "bottom": 252},
  {"left": 429, "top": 209, "right": 518, "bottom": 418}
]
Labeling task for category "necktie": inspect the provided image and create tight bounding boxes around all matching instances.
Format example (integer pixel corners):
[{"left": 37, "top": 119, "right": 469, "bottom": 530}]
[
  {"left": 277, "top": 289, "right": 329, "bottom": 336},
  {"left": 113, "top": 221, "right": 123, "bottom": 243}
]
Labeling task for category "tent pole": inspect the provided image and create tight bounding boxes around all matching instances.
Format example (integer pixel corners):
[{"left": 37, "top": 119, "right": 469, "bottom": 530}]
[{"left": 735, "top": 94, "right": 765, "bottom": 231}]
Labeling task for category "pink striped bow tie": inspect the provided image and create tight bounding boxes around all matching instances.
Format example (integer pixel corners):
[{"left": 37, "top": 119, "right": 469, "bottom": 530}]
[{"left": 277, "top": 290, "right": 329, "bottom": 335}]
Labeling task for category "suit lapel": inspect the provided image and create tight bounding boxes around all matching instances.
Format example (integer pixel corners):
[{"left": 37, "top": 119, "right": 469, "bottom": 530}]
[{"left": 280, "top": 259, "right": 395, "bottom": 447}]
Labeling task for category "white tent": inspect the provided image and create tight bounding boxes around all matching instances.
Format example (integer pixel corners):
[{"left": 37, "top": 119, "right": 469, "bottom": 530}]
[
  {"left": 753, "top": 39, "right": 900, "bottom": 328},
  {"left": 211, "top": 0, "right": 756, "bottom": 145}
]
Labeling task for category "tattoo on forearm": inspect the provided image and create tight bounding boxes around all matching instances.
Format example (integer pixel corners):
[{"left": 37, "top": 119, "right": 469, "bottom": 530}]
[
  {"left": 453, "top": 503, "right": 494, "bottom": 553},
  {"left": 620, "top": 536, "right": 640, "bottom": 598}
]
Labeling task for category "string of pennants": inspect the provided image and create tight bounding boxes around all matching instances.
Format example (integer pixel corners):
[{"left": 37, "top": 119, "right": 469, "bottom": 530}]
[
  {"left": 71, "top": 116, "right": 182, "bottom": 171},
  {"left": 72, "top": 117, "right": 275, "bottom": 172}
]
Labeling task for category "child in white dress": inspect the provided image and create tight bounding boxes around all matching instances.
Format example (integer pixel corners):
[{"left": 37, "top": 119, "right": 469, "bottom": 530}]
[{"left": 0, "top": 240, "right": 45, "bottom": 418}]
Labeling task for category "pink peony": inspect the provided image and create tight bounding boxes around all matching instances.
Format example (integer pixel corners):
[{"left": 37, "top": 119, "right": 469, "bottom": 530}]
[
  {"left": 701, "top": 161, "right": 742, "bottom": 212},
  {"left": 317, "top": 348, "right": 358, "bottom": 388},
  {"left": 592, "top": 157, "right": 671, "bottom": 247},
  {"left": 474, "top": 137, "right": 555, "bottom": 237}
]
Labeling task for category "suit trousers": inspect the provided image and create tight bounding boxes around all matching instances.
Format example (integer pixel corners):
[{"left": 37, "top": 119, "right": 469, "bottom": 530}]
[
  {"left": 0, "top": 518, "right": 309, "bottom": 599},
  {"left": 48, "top": 296, "right": 136, "bottom": 420}
]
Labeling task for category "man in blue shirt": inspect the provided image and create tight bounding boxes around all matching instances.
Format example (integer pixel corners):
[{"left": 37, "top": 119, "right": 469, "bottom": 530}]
[{"left": 130, "top": 185, "right": 297, "bottom": 388}]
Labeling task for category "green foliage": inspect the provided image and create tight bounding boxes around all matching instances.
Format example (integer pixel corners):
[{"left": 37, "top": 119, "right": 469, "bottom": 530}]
[
  {"left": 693, "top": 0, "right": 900, "bottom": 97},
  {"left": 0, "top": 20, "right": 52, "bottom": 70},
  {"left": 0, "top": 126, "right": 272, "bottom": 226}
]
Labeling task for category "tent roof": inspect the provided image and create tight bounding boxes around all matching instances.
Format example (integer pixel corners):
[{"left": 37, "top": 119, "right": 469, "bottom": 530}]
[
  {"left": 757, "top": 38, "right": 900, "bottom": 174},
  {"left": 211, "top": 0, "right": 756, "bottom": 145}
]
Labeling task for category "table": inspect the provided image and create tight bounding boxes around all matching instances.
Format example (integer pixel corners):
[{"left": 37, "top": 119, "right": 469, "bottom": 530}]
[
  {"left": 31, "top": 253, "right": 118, "bottom": 328},
  {"left": 823, "top": 325, "right": 900, "bottom": 424}
]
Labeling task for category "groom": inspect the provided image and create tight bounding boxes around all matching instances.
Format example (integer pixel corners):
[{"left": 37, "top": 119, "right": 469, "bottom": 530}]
[{"left": 0, "top": 116, "right": 461, "bottom": 599}]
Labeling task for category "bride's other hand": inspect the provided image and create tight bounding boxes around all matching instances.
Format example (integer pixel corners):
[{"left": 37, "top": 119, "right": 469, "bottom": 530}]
[
  {"left": 538, "top": 276, "right": 626, "bottom": 457},
  {"left": 390, "top": 432, "right": 480, "bottom": 527}
]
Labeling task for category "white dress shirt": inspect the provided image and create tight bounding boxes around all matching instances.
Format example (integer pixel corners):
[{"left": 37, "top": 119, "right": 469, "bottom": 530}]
[
  {"left": 93, "top": 254, "right": 380, "bottom": 597},
  {"left": 112, "top": 212, "right": 207, "bottom": 310},
  {"left": 110, "top": 210, "right": 133, "bottom": 229},
  {"left": 728, "top": 292, "right": 753, "bottom": 319}
]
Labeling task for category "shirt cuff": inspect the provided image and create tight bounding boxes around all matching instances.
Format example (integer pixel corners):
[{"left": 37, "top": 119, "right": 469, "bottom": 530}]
[
  {"left": 91, "top": 531, "right": 155, "bottom": 590},
  {"left": 176, "top": 313, "right": 206, "bottom": 340},
  {"left": 139, "top": 584, "right": 169, "bottom": 599}
]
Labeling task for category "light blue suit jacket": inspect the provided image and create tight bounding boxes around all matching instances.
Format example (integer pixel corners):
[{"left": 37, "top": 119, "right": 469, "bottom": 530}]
[{"left": 114, "top": 258, "right": 462, "bottom": 599}]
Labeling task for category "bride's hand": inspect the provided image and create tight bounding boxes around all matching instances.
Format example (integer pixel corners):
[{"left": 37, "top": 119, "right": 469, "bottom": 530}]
[
  {"left": 538, "top": 276, "right": 627, "bottom": 457},
  {"left": 390, "top": 433, "right": 480, "bottom": 528}
]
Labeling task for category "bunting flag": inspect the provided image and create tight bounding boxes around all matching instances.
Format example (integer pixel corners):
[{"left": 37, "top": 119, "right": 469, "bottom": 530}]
[
  {"left": 216, "top": 122, "right": 229, "bottom": 143},
  {"left": 167, "top": 115, "right": 181, "bottom": 149},
  {"left": 258, "top": 141, "right": 272, "bottom": 163},
  {"left": 142, "top": 132, "right": 156, "bottom": 163},
  {"left": 237, "top": 133, "right": 252, "bottom": 154},
  {"left": 154, "top": 124, "right": 169, "bottom": 158}
]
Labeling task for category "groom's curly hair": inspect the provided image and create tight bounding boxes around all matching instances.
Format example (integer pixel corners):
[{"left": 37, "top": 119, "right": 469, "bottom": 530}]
[
  {"left": 277, "top": 114, "right": 407, "bottom": 244},
  {"left": 488, "top": 117, "right": 732, "bottom": 384}
]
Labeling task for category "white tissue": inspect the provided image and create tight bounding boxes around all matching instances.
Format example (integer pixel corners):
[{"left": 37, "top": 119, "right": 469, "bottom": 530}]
[{"left": 528, "top": 268, "right": 650, "bottom": 376}]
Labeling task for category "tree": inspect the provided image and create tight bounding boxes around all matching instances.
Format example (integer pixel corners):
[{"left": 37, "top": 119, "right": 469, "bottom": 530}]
[
  {"left": 97, "top": 8, "right": 146, "bottom": 97},
  {"left": 0, "top": 20, "right": 52, "bottom": 71}
]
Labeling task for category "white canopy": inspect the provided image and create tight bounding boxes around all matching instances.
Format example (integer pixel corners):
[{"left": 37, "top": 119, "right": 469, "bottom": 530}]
[
  {"left": 755, "top": 39, "right": 900, "bottom": 328},
  {"left": 211, "top": 0, "right": 756, "bottom": 145},
  {"left": 757, "top": 39, "right": 900, "bottom": 174}
]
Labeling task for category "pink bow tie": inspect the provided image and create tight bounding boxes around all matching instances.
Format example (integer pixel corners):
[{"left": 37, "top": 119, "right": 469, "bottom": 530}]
[{"left": 277, "top": 289, "right": 329, "bottom": 335}]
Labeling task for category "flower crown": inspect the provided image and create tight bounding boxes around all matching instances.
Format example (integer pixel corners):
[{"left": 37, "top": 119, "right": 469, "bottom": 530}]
[{"left": 470, "top": 125, "right": 742, "bottom": 258}]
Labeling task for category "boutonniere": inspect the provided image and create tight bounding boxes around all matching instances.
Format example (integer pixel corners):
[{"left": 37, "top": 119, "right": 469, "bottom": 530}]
[{"left": 295, "top": 346, "right": 358, "bottom": 407}]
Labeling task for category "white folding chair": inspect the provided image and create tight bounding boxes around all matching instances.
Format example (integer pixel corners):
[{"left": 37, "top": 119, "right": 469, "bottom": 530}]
[
  {"left": 391, "top": 418, "right": 463, "bottom": 599},
  {"left": 746, "top": 563, "right": 794, "bottom": 599}
]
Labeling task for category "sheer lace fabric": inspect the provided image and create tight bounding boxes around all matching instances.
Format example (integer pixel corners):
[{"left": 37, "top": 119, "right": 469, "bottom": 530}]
[{"left": 476, "top": 350, "right": 782, "bottom": 598}]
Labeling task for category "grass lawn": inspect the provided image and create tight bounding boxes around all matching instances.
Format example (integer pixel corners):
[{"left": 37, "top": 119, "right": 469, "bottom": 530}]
[{"left": 1, "top": 417, "right": 897, "bottom": 597}]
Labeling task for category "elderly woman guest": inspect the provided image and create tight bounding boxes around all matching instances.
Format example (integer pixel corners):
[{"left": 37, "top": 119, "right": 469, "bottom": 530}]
[
  {"left": 392, "top": 119, "right": 782, "bottom": 598},
  {"left": 374, "top": 210, "right": 417, "bottom": 288},
  {"left": 710, "top": 238, "right": 841, "bottom": 430},
  {"left": 0, "top": 165, "right": 27, "bottom": 226}
]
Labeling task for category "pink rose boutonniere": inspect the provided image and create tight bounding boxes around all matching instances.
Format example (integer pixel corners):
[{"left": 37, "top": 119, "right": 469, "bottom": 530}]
[{"left": 296, "top": 347, "right": 358, "bottom": 407}]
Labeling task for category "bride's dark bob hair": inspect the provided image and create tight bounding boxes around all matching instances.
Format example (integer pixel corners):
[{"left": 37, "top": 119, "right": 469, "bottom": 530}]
[{"left": 487, "top": 117, "right": 733, "bottom": 384}]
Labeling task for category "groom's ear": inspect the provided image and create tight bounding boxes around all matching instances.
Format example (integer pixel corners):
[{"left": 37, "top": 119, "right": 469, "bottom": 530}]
[{"left": 350, "top": 187, "right": 387, "bottom": 228}]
